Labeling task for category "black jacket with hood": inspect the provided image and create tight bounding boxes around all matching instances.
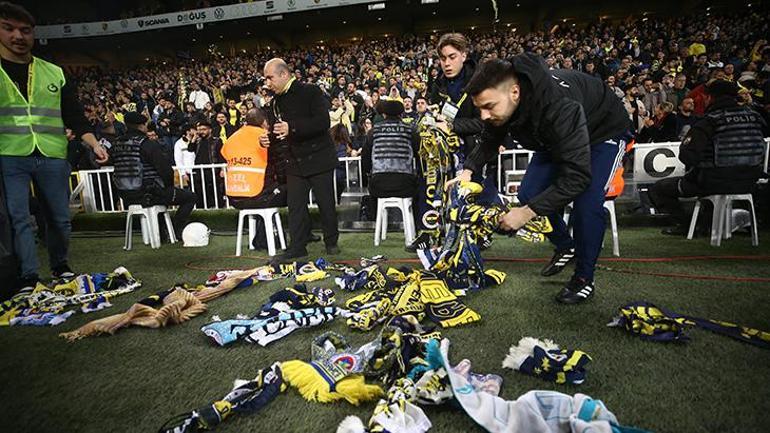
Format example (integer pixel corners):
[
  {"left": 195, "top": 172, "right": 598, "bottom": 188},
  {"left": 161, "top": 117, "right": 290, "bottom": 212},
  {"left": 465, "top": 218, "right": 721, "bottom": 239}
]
[{"left": 465, "top": 53, "right": 630, "bottom": 215}]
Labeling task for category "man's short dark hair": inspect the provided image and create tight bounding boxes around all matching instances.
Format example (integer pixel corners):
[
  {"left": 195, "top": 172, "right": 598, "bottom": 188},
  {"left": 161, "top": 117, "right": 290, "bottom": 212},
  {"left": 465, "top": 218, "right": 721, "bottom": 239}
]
[
  {"left": 706, "top": 79, "right": 738, "bottom": 98},
  {"left": 245, "top": 108, "right": 267, "bottom": 127},
  {"left": 0, "top": 2, "right": 35, "bottom": 26},
  {"left": 465, "top": 59, "right": 518, "bottom": 97},
  {"left": 415, "top": 96, "right": 427, "bottom": 104}
]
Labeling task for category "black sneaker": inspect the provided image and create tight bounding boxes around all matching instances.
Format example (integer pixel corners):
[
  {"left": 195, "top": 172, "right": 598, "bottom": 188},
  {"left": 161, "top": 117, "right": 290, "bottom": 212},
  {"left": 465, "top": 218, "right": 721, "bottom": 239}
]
[
  {"left": 406, "top": 232, "right": 433, "bottom": 253},
  {"left": 269, "top": 248, "right": 308, "bottom": 266},
  {"left": 540, "top": 247, "right": 576, "bottom": 277},
  {"left": 555, "top": 276, "right": 595, "bottom": 304},
  {"left": 52, "top": 264, "right": 76, "bottom": 280},
  {"left": 325, "top": 244, "right": 340, "bottom": 255}
]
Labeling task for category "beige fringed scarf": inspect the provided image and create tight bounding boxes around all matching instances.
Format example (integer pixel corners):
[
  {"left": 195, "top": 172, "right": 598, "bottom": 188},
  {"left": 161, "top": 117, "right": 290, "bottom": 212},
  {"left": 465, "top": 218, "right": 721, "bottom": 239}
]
[{"left": 59, "top": 267, "right": 261, "bottom": 341}]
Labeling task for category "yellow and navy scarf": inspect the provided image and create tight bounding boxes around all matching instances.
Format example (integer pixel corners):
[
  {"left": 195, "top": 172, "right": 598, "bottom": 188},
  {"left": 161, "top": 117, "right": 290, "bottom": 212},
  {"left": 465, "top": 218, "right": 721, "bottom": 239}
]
[
  {"left": 611, "top": 301, "right": 770, "bottom": 349},
  {"left": 416, "top": 118, "right": 461, "bottom": 239},
  {"left": 159, "top": 363, "right": 285, "bottom": 433}
]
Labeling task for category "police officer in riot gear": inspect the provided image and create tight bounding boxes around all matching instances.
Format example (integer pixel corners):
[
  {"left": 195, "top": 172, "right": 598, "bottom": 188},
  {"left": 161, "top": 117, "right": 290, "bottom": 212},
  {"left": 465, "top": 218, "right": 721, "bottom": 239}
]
[
  {"left": 650, "top": 79, "right": 769, "bottom": 235},
  {"left": 112, "top": 112, "right": 196, "bottom": 238},
  {"left": 361, "top": 98, "right": 421, "bottom": 199}
]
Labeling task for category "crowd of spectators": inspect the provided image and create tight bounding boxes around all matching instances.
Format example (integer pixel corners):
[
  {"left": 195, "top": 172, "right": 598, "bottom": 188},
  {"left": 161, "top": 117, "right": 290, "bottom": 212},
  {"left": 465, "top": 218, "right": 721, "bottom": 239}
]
[{"left": 64, "top": 7, "right": 770, "bottom": 172}]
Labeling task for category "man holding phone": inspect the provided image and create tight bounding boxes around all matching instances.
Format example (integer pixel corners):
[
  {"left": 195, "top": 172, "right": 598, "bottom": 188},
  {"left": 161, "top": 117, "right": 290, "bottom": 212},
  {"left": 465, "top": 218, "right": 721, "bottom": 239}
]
[{"left": 262, "top": 58, "right": 339, "bottom": 261}]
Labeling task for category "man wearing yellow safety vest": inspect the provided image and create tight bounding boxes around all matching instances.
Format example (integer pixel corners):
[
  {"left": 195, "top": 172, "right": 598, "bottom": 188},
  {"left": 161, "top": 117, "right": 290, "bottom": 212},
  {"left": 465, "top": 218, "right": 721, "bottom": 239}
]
[{"left": 0, "top": 2, "right": 109, "bottom": 293}]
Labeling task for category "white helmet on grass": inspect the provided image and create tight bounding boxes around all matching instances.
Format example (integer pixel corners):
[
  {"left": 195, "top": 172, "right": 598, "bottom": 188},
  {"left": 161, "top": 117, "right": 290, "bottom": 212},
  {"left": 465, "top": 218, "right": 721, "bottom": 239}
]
[{"left": 182, "top": 222, "right": 210, "bottom": 247}]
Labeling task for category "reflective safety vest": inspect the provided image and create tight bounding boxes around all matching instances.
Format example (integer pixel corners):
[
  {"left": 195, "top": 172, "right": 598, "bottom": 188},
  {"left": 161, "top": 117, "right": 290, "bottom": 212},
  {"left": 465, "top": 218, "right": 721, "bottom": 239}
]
[
  {"left": 220, "top": 125, "right": 268, "bottom": 197},
  {"left": 0, "top": 56, "right": 67, "bottom": 158}
]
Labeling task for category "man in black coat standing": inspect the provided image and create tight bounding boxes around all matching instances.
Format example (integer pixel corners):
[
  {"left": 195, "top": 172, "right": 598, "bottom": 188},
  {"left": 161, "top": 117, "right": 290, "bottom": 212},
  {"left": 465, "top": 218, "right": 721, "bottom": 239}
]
[{"left": 262, "top": 58, "right": 339, "bottom": 261}]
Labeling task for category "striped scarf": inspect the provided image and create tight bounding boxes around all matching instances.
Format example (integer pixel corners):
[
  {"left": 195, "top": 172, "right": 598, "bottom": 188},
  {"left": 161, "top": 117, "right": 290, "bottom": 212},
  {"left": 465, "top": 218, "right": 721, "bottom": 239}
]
[{"left": 610, "top": 301, "right": 770, "bottom": 349}]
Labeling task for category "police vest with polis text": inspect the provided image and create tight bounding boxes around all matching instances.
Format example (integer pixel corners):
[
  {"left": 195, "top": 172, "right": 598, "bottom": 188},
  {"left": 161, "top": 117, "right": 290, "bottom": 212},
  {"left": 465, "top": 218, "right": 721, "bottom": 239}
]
[
  {"left": 699, "top": 106, "right": 765, "bottom": 169},
  {"left": 111, "top": 131, "right": 164, "bottom": 192},
  {"left": 371, "top": 119, "right": 415, "bottom": 176}
]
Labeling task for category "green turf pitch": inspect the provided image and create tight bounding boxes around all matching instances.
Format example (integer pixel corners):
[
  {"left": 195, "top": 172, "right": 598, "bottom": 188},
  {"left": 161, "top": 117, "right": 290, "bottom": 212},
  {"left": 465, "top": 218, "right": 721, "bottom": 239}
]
[{"left": 1, "top": 227, "right": 769, "bottom": 433}]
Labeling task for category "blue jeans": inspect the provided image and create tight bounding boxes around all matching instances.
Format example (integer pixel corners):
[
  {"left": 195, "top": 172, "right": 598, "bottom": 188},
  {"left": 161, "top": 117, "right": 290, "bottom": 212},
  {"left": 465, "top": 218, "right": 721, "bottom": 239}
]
[
  {"left": 517, "top": 135, "right": 628, "bottom": 281},
  {"left": 0, "top": 156, "right": 72, "bottom": 279}
]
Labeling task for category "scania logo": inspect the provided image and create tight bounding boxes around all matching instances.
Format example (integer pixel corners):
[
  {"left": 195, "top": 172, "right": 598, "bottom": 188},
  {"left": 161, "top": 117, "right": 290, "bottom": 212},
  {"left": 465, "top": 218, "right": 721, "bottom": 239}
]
[
  {"left": 138, "top": 18, "right": 170, "bottom": 28},
  {"left": 265, "top": 1, "right": 274, "bottom": 9},
  {"left": 214, "top": 8, "right": 225, "bottom": 19}
]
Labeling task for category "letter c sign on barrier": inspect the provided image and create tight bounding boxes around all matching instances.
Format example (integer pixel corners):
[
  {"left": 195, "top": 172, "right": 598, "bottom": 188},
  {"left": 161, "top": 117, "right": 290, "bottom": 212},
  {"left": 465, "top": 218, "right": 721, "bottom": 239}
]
[
  {"left": 633, "top": 143, "right": 685, "bottom": 183},
  {"left": 643, "top": 148, "right": 676, "bottom": 178}
]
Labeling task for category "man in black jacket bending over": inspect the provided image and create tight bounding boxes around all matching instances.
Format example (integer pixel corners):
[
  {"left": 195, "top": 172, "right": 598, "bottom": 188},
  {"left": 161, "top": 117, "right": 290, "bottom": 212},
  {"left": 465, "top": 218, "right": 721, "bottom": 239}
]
[
  {"left": 262, "top": 58, "right": 339, "bottom": 261},
  {"left": 450, "top": 55, "right": 631, "bottom": 304}
]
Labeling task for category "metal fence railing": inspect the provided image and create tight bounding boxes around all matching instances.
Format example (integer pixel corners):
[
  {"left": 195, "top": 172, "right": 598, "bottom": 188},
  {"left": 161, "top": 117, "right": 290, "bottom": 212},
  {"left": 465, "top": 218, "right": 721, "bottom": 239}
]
[
  {"left": 69, "top": 140, "right": 770, "bottom": 214},
  {"left": 70, "top": 157, "right": 367, "bottom": 213}
]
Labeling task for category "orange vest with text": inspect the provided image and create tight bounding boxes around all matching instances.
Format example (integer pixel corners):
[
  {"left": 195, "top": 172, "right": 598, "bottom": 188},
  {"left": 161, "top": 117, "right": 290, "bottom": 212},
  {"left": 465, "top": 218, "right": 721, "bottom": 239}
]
[{"left": 220, "top": 125, "right": 268, "bottom": 197}]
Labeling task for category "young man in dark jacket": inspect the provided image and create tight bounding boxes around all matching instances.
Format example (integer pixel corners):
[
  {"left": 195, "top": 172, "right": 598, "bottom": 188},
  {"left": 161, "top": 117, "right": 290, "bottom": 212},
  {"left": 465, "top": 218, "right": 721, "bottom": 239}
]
[
  {"left": 409, "top": 33, "right": 486, "bottom": 251},
  {"left": 262, "top": 58, "right": 339, "bottom": 261},
  {"left": 452, "top": 55, "right": 631, "bottom": 304},
  {"left": 189, "top": 120, "right": 225, "bottom": 209}
]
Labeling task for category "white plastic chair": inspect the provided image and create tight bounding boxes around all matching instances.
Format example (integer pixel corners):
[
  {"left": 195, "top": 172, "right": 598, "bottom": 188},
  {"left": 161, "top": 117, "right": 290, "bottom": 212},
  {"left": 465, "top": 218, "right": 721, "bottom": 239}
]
[
  {"left": 687, "top": 194, "right": 758, "bottom": 247},
  {"left": 235, "top": 208, "right": 287, "bottom": 257},
  {"left": 124, "top": 205, "right": 176, "bottom": 250},
  {"left": 374, "top": 197, "right": 416, "bottom": 247},
  {"left": 563, "top": 200, "right": 620, "bottom": 257}
]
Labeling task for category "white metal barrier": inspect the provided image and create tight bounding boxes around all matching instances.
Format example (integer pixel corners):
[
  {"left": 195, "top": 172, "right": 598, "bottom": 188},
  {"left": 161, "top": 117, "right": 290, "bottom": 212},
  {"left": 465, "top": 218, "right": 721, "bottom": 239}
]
[
  {"left": 76, "top": 167, "right": 125, "bottom": 213},
  {"left": 71, "top": 157, "right": 367, "bottom": 213},
  {"left": 70, "top": 140, "right": 769, "bottom": 214},
  {"left": 174, "top": 163, "right": 228, "bottom": 210},
  {"left": 497, "top": 138, "right": 770, "bottom": 194}
]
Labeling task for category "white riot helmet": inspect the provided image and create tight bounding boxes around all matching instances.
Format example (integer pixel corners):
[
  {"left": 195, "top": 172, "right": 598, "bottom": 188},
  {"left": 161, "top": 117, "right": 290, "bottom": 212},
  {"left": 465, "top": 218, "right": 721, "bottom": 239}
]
[{"left": 182, "top": 222, "right": 210, "bottom": 247}]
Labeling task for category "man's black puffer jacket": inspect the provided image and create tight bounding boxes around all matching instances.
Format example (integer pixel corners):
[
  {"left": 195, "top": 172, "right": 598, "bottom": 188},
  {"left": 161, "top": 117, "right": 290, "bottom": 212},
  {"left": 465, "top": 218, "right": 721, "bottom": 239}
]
[{"left": 465, "top": 53, "right": 630, "bottom": 215}]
